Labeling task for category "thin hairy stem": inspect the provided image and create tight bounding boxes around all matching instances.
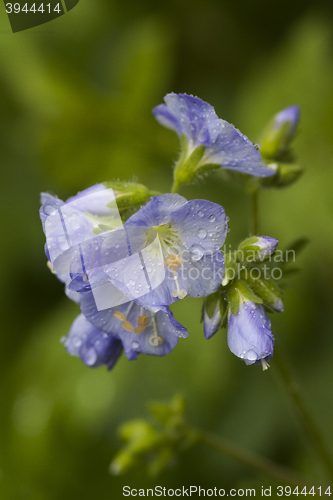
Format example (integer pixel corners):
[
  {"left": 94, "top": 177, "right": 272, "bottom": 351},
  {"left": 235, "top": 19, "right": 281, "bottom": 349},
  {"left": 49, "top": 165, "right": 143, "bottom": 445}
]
[
  {"left": 273, "top": 346, "right": 333, "bottom": 480},
  {"left": 192, "top": 427, "right": 312, "bottom": 486}
]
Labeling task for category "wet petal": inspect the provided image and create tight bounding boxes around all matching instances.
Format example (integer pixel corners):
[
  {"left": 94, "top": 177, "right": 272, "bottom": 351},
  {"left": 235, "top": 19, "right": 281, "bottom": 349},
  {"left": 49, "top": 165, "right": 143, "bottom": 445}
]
[
  {"left": 204, "top": 120, "right": 275, "bottom": 177},
  {"left": 204, "top": 302, "right": 222, "bottom": 339},
  {"left": 63, "top": 314, "right": 123, "bottom": 370},
  {"left": 153, "top": 93, "right": 221, "bottom": 147},
  {"left": 227, "top": 302, "right": 274, "bottom": 365},
  {"left": 172, "top": 199, "right": 228, "bottom": 254}
]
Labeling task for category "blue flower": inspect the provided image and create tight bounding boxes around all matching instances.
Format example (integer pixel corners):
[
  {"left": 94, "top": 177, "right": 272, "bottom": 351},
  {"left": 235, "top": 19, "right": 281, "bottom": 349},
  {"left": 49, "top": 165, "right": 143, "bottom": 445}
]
[
  {"left": 227, "top": 301, "right": 274, "bottom": 369},
  {"left": 108, "top": 194, "right": 228, "bottom": 309},
  {"left": 80, "top": 291, "right": 188, "bottom": 358},
  {"left": 153, "top": 93, "right": 275, "bottom": 178},
  {"left": 63, "top": 313, "right": 124, "bottom": 369},
  {"left": 40, "top": 184, "right": 123, "bottom": 287}
]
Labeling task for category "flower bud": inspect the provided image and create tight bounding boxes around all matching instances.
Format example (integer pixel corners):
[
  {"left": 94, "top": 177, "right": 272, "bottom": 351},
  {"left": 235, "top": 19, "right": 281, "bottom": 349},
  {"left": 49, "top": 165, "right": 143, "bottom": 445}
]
[
  {"left": 259, "top": 105, "right": 300, "bottom": 161},
  {"left": 203, "top": 291, "right": 227, "bottom": 339},
  {"left": 261, "top": 163, "right": 303, "bottom": 188},
  {"left": 238, "top": 236, "right": 278, "bottom": 262},
  {"left": 102, "top": 181, "right": 155, "bottom": 211}
]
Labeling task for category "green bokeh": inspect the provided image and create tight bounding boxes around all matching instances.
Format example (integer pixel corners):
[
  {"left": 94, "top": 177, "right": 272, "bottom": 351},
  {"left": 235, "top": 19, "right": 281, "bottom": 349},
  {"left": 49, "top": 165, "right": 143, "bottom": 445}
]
[{"left": 1, "top": 1, "right": 333, "bottom": 497}]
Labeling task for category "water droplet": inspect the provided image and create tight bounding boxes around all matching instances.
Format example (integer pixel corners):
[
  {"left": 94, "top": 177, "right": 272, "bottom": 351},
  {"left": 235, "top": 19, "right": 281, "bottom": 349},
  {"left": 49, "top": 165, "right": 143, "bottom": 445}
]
[
  {"left": 44, "top": 204, "right": 56, "bottom": 216},
  {"left": 132, "top": 341, "right": 139, "bottom": 350},
  {"left": 73, "top": 336, "right": 82, "bottom": 348},
  {"left": 84, "top": 347, "right": 98, "bottom": 366},
  {"left": 209, "top": 215, "right": 216, "bottom": 222},
  {"left": 190, "top": 244, "right": 204, "bottom": 261},
  {"left": 198, "top": 210, "right": 204, "bottom": 217},
  {"left": 128, "top": 280, "right": 135, "bottom": 286},
  {"left": 245, "top": 349, "right": 257, "bottom": 361},
  {"left": 197, "top": 229, "right": 207, "bottom": 239}
]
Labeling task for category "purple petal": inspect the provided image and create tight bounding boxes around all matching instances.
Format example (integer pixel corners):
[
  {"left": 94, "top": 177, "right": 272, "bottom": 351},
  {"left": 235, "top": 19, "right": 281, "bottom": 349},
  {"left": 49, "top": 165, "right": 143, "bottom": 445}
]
[
  {"left": 204, "top": 302, "right": 222, "bottom": 339},
  {"left": 227, "top": 302, "right": 274, "bottom": 365},
  {"left": 274, "top": 105, "right": 300, "bottom": 134},
  {"left": 204, "top": 120, "right": 275, "bottom": 177},
  {"left": 172, "top": 199, "right": 228, "bottom": 255},
  {"left": 80, "top": 293, "right": 188, "bottom": 357},
  {"left": 63, "top": 314, "right": 123, "bottom": 370},
  {"left": 153, "top": 93, "right": 221, "bottom": 147}
]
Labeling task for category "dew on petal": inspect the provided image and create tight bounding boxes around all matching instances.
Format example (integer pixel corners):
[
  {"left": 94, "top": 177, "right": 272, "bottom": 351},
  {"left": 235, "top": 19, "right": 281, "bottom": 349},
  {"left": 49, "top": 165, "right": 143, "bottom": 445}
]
[
  {"left": 245, "top": 349, "right": 257, "bottom": 361},
  {"left": 190, "top": 244, "right": 204, "bottom": 261}
]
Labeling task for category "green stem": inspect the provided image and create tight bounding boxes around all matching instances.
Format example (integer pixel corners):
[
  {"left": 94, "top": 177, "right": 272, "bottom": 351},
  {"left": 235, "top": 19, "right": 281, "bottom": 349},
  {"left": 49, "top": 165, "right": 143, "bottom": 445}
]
[
  {"left": 171, "top": 179, "right": 180, "bottom": 194},
  {"left": 273, "top": 346, "right": 333, "bottom": 480},
  {"left": 192, "top": 427, "right": 312, "bottom": 486},
  {"left": 248, "top": 187, "right": 332, "bottom": 480},
  {"left": 251, "top": 189, "right": 259, "bottom": 234}
]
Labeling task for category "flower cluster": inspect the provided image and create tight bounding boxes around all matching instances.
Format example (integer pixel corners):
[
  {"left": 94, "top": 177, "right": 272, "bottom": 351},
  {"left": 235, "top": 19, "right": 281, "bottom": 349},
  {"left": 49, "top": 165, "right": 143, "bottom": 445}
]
[
  {"left": 40, "top": 184, "right": 228, "bottom": 369},
  {"left": 40, "top": 93, "right": 295, "bottom": 371}
]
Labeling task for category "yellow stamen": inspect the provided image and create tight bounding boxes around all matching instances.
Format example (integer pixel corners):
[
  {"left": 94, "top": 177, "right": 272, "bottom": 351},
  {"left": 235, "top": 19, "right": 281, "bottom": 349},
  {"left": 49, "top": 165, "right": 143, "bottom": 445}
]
[
  {"left": 165, "top": 253, "right": 183, "bottom": 272},
  {"left": 121, "top": 320, "right": 135, "bottom": 332},
  {"left": 113, "top": 311, "right": 127, "bottom": 321},
  {"left": 138, "top": 315, "right": 148, "bottom": 326},
  {"left": 134, "top": 325, "right": 146, "bottom": 334}
]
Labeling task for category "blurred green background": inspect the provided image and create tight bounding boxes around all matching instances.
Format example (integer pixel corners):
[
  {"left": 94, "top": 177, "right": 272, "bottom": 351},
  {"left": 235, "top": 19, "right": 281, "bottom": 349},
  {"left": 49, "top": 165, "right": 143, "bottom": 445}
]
[{"left": 1, "top": 0, "right": 333, "bottom": 498}]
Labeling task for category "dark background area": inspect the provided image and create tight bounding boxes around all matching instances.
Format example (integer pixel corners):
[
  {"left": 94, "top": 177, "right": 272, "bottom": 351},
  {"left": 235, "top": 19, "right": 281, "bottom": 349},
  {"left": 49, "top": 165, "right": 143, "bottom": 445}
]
[{"left": 1, "top": 0, "right": 333, "bottom": 497}]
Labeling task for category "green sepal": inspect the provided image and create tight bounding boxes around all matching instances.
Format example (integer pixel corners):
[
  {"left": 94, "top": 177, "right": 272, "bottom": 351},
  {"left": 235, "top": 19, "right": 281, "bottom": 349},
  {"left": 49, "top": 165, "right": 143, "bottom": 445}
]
[
  {"left": 219, "top": 297, "right": 228, "bottom": 329},
  {"left": 227, "top": 279, "right": 263, "bottom": 315},
  {"left": 237, "top": 236, "right": 261, "bottom": 262},
  {"left": 260, "top": 163, "right": 303, "bottom": 189},
  {"left": 204, "top": 291, "right": 221, "bottom": 319},
  {"left": 244, "top": 274, "right": 283, "bottom": 312},
  {"left": 202, "top": 291, "right": 228, "bottom": 331},
  {"left": 172, "top": 135, "right": 222, "bottom": 191},
  {"left": 173, "top": 144, "right": 205, "bottom": 187},
  {"left": 222, "top": 251, "right": 239, "bottom": 286},
  {"left": 103, "top": 181, "right": 154, "bottom": 211}
]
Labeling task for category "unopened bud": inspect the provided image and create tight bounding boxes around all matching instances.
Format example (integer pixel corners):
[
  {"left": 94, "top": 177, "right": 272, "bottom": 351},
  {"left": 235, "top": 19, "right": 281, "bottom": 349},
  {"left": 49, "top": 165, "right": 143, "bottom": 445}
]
[
  {"left": 259, "top": 105, "right": 300, "bottom": 161},
  {"left": 238, "top": 236, "right": 278, "bottom": 261}
]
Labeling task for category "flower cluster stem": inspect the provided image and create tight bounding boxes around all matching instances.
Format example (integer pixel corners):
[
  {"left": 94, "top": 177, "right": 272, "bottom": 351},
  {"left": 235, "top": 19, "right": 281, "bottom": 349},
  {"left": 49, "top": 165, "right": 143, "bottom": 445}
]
[
  {"left": 273, "top": 346, "right": 333, "bottom": 480},
  {"left": 251, "top": 189, "right": 259, "bottom": 235},
  {"left": 192, "top": 426, "right": 311, "bottom": 486}
]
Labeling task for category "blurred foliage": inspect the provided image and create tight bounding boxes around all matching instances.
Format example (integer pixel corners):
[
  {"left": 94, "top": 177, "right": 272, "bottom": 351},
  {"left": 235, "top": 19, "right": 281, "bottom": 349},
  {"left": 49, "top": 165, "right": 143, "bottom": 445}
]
[{"left": 1, "top": 0, "right": 333, "bottom": 498}]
